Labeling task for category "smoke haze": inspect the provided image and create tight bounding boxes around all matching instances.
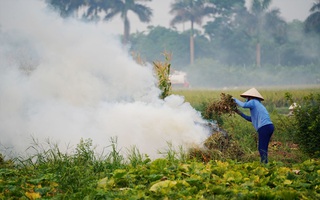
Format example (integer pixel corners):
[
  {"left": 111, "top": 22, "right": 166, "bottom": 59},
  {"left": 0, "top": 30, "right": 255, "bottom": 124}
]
[{"left": 0, "top": 0, "right": 209, "bottom": 158}]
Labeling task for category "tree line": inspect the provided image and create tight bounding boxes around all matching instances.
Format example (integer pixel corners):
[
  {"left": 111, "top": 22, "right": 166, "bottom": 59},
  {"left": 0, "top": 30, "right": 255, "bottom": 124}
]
[{"left": 46, "top": 0, "right": 320, "bottom": 68}]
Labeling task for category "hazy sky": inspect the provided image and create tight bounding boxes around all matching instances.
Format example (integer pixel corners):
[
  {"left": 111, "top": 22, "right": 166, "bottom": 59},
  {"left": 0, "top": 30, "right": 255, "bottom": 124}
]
[{"left": 105, "top": 0, "right": 315, "bottom": 34}]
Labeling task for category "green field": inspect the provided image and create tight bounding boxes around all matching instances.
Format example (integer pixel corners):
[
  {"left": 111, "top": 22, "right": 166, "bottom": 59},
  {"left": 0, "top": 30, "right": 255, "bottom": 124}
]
[
  {"left": 1, "top": 87, "right": 320, "bottom": 199},
  {"left": 173, "top": 86, "right": 320, "bottom": 113}
]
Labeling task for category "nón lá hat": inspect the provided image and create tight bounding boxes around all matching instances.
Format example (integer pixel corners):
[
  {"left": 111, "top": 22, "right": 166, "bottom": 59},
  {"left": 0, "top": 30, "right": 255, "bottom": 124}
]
[{"left": 240, "top": 88, "right": 264, "bottom": 101}]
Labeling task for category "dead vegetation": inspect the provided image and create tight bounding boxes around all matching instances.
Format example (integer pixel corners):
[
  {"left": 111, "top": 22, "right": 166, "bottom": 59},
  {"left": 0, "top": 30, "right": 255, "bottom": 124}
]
[
  {"left": 188, "top": 93, "right": 245, "bottom": 162},
  {"left": 204, "top": 93, "right": 238, "bottom": 119},
  {"left": 188, "top": 132, "right": 244, "bottom": 163}
]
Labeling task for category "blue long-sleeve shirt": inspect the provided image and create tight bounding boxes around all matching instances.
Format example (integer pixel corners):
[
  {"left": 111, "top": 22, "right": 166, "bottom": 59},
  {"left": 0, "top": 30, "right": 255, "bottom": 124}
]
[{"left": 234, "top": 98, "right": 273, "bottom": 131}]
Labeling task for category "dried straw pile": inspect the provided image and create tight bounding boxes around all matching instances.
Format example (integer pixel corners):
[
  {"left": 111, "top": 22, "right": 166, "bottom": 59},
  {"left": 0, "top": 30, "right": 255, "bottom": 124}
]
[
  {"left": 189, "top": 93, "right": 244, "bottom": 162},
  {"left": 204, "top": 93, "right": 238, "bottom": 119}
]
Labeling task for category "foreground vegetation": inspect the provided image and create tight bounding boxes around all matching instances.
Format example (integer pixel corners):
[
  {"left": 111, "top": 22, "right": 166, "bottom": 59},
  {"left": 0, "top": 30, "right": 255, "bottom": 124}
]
[
  {"left": 1, "top": 147, "right": 319, "bottom": 199},
  {"left": 1, "top": 87, "right": 320, "bottom": 199}
]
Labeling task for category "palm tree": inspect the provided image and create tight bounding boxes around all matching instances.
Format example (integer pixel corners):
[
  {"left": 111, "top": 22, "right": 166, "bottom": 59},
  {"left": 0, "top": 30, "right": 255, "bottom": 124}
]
[
  {"left": 305, "top": 0, "right": 320, "bottom": 34},
  {"left": 170, "top": 0, "right": 213, "bottom": 65},
  {"left": 249, "top": 0, "right": 287, "bottom": 67},
  {"left": 46, "top": 0, "right": 86, "bottom": 18},
  {"left": 249, "top": 0, "right": 272, "bottom": 67},
  {"left": 243, "top": 0, "right": 287, "bottom": 66},
  {"left": 264, "top": 9, "right": 287, "bottom": 65},
  {"left": 46, "top": 0, "right": 152, "bottom": 45},
  {"left": 104, "top": 0, "right": 153, "bottom": 45}
]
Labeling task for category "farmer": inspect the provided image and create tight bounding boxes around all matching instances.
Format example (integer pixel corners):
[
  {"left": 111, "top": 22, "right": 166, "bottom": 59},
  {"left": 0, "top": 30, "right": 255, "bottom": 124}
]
[{"left": 233, "top": 88, "right": 274, "bottom": 164}]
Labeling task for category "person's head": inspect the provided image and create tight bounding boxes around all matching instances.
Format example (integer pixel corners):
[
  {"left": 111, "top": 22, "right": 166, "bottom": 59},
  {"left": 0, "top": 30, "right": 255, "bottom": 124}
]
[
  {"left": 246, "top": 96, "right": 253, "bottom": 101},
  {"left": 240, "top": 88, "right": 264, "bottom": 101}
]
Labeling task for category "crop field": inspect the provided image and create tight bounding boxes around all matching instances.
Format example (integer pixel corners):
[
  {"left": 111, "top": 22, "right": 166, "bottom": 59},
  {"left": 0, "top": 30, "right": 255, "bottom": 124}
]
[
  {"left": 173, "top": 86, "right": 320, "bottom": 113},
  {"left": 1, "top": 87, "right": 320, "bottom": 199}
]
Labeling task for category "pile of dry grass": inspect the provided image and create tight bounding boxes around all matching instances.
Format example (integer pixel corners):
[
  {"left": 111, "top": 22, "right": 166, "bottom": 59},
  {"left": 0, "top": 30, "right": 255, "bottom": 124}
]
[
  {"left": 204, "top": 93, "right": 238, "bottom": 119},
  {"left": 189, "top": 93, "right": 244, "bottom": 162},
  {"left": 189, "top": 131, "right": 244, "bottom": 163}
]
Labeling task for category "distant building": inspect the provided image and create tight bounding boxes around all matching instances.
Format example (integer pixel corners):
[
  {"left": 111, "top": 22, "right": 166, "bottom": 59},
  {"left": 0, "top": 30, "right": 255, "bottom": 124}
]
[{"left": 169, "top": 70, "right": 190, "bottom": 88}]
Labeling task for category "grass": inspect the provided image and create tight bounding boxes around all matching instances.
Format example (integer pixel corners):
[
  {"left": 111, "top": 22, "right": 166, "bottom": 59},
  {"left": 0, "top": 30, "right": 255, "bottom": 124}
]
[{"left": 173, "top": 87, "right": 320, "bottom": 110}]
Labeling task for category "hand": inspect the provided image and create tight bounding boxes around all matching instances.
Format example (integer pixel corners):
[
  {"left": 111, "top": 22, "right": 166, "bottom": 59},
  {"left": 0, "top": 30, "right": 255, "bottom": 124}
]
[{"left": 231, "top": 97, "right": 236, "bottom": 101}]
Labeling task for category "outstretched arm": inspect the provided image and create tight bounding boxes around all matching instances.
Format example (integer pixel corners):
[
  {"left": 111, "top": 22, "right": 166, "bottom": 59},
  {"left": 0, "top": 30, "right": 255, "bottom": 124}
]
[
  {"left": 237, "top": 110, "right": 252, "bottom": 122},
  {"left": 233, "top": 98, "right": 252, "bottom": 122},
  {"left": 234, "top": 98, "right": 246, "bottom": 107}
]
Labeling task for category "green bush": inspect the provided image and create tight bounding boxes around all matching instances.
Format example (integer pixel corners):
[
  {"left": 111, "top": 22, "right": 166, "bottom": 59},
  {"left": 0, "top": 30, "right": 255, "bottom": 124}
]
[{"left": 293, "top": 93, "right": 320, "bottom": 157}]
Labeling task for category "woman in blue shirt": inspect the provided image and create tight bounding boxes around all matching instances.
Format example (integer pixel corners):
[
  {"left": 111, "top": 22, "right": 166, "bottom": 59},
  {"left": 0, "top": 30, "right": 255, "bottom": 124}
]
[{"left": 233, "top": 88, "right": 274, "bottom": 164}]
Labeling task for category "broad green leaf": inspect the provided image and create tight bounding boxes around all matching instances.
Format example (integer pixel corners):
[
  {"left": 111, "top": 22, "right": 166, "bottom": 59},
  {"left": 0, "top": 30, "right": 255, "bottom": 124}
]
[
  {"left": 113, "top": 169, "right": 127, "bottom": 179},
  {"left": 211, "top": 174, "right": 221, "bottom": 182},
  {"left": 97, "top": 177, "right": 108, "bottom": 189},
  {"left": 147, "top": 174, "right": 164, "bottom": 182},
  {"left": 216, "top": 160, "right": 229, "bottom": 168},
  {"left": 284, "top": 179, "right": 293, "bottom": 185},
  {"left": 241, "top": 180, "right": 254, "bottom": 188},
  {"left": 179, "top": 164, "right": 189, "bottom": 172},
  {"left": 223, "top": 171, "right": 242, "bottom": 183},
  {"left": 250, "top": 175, "right": 260, "bottom": 184},
  {"left": 277, "top": 167, "right": 291, "bottom": 175},
  {"left": 149, "top": 180, "right": 177, "bottom": 192},
  {"left": 185, "top": 175, "right": 202, "bottom": 186},
  {"left": 252, "top": 167, "right": 268, "bottom": 176},
  {"left": 25, "top": 191, "right": 41, "bottom": 199}
]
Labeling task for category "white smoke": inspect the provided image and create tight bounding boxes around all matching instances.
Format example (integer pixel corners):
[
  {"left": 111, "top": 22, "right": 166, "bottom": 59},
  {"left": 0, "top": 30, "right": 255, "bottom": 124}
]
[{"left": 0, "top": 0, "right": 209, "bottom": 158}]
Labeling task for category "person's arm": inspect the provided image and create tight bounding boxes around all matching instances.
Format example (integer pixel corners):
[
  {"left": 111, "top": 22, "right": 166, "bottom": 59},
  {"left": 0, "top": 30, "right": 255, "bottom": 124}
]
[
  {"left": 233, "top": 98, "right": 252, "bottom": 122},
  {"left": 234, "top": 98, "right": 246, "bottom": 107},
  {"left": 236, "top": 109, "right": 252, "bottom": 122},
  {"left": 234, "top": 98, "right": 255, "bottom": 109}
]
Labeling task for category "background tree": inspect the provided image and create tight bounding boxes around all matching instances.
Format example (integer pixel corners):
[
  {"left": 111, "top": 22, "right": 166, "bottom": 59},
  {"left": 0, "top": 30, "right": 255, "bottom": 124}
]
[
  {"left": 170, "top": 0, "right": 213, "bottom": 65},
  {"left": 45, "top": 0, "right": 153, "bottom": 45},
  {"left": 247, "top": 0, "right": 272, "bottom": 67},
  {"left": 130, "top": 26, "right": 190, "bottom": 66},
  {"left": 45, "top": 0, "right": 86, "bottom": 18},
  {"left": 104, "top": 0, "right": 152, "bottom": 45},
  {"left": 304, "top": 0, "right": 320, "bottom": 34},
  {"left": 130, "top": 26, "right": 211, "bottom": 68},
  {"left": 204, "top": 0, "right": 251, "bottom": 65},
  {"left": 260, "top": 8, "right": 287, "bottom": 65},
  {"left": 45, "top": 0, "right": 320, "bottom": 68}
]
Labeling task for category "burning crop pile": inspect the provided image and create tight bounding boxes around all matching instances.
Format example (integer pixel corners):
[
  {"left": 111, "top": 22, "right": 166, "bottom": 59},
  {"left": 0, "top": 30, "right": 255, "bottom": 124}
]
[{"left": 188, "top": 93, "right": 244, "bottom": 161}]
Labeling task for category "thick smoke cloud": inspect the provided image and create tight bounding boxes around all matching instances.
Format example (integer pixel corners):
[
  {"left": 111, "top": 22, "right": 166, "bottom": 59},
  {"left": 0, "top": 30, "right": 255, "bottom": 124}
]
[{"left": 0, "top": 0, "right": 209, "bottom": 158}]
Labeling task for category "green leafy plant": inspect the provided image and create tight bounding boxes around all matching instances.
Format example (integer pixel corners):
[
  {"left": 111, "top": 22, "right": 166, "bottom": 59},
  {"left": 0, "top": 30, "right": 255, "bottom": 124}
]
[
  {"left": 0, "top": 137, "right": 320, "bottom": 199},
  {"left": 290, "top": 93, "right": 320, "bottom": 157}
]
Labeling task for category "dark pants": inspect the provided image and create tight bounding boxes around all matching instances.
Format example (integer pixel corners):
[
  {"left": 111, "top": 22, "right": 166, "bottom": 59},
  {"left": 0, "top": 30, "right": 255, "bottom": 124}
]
[{"left": 257, "top": 124, "right": 274, "bottom": 163}]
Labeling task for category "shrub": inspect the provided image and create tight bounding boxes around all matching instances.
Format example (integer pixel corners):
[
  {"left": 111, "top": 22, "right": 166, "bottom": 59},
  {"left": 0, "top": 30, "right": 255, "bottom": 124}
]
[{"left": 292, "top": 93, "right": 320, "bottom": 157}]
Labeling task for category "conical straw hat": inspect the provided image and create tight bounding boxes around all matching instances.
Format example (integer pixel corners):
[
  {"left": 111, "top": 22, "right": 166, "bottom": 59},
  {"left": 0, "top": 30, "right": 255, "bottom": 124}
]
[{"left": 240, "top": 88, "right": 264, "bottom": 101}]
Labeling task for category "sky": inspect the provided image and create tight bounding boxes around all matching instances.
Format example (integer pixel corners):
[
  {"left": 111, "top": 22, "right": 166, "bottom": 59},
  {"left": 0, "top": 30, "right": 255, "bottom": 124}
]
[{"left": 105, "top": 0, "right": 315, "bottom": 35}]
